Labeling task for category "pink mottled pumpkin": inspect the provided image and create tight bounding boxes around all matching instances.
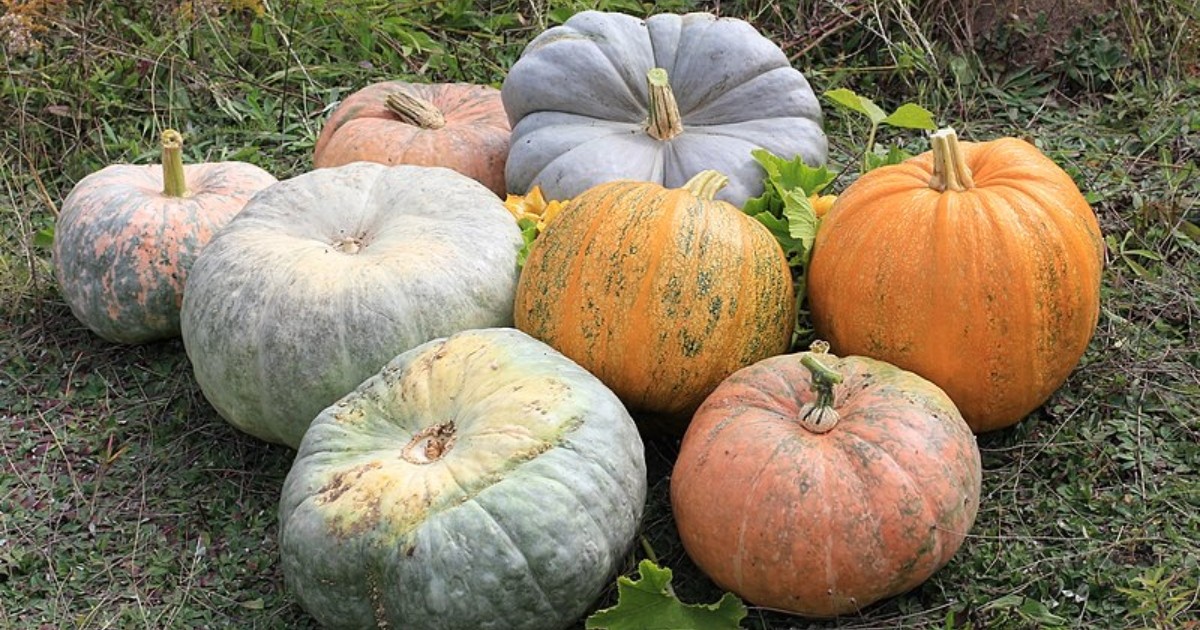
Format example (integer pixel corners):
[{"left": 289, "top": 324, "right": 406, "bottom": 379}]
[
  {"left": 312, "top": 80, "right": 511, "bottom": 196},
  {"left": 52, "top": 129, "right": 277, "bottom": 344}
]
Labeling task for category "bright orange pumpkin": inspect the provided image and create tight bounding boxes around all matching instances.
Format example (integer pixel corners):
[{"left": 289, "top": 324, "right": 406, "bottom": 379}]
[
  {"left": 807, "top": 128, "right": 1104, "bottom": 433},
  {"left": 513, "top": 171, "right": 795, "bottom": 434},
  {"left": 52, "top": 129, "right": 277, "bottom": 344},
  {"left": 312, "top": 80, "right": 511, "bottom": 196},
  {"left": 671, "top": 344, "right": 982, "bottom": 618}
]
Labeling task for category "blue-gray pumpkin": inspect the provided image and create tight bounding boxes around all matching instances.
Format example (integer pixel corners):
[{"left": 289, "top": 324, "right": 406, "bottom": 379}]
[{"left": 501, "top": 10, "right": 828, "bottom": 206}]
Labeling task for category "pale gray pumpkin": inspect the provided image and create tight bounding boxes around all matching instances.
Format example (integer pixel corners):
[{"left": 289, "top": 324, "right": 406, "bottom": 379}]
[
  {"left": 180, "top": 163, "right": 522, "bottom": 449},
  {"left": 278, "top": 327, "right": 648, "bottom": 630},
  {"left": 501, "top": 10, "right": 828, "bottom": 205}
]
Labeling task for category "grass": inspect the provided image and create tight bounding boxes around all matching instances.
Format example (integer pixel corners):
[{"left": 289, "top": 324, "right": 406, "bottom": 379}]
[{"left": 2, "top": 0, "right": 1198, "bottom": 628}]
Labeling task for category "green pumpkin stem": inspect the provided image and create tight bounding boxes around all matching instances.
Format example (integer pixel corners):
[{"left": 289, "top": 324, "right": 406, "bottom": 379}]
[
  {"left": 385, "top": 91, "right": 447, "bottom": 129},
  {"left": 682, "top": 170, "right": 729, "bottom": 200},
  {"left": 161, "top": 129, "right": 189, "bottom": 198},
  {"left": 645, "top": 67, "right": 683, "bottom": 141},
  {"left": 798, "top": 342, "right": 843, "bottom": 434},
  {"left": 929, "top": 127, "right": 976, "bottom": 192}
]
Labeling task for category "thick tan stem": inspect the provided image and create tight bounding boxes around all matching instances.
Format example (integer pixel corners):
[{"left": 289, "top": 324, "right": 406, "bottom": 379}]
[
  {"left": 681, "top": 170, "right": 728, "bottom": 200},
  {"left": 645, "top": 68, "right": 683, "bottom": 141},
  {"left": 161, "top": 129, "right": 188, "bottom": 198},
  {"left": 385, "top": 91, "right": 446, "bottom": 129},
  {"left": 929, "top": 127, "right": 976, "bottom": 192}
]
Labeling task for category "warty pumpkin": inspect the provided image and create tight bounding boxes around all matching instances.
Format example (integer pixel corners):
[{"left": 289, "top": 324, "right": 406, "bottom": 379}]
[
  {"left": 279, "top": 327, "right": 647, "bottom": 630},
  {"left": 501, "top": 10, "right": 827, "bottom": 206},
  {"left": 671, "top": 343, "right": 982, "bottom": 618},
  {"left": 807, "top": 128, "right": 1105, "bottom": 433},
  {"left": 52, "top": 129, "right": 277, "bottom": 344},
  {"left": 313, "top": 80, "right": 511, "bottom": 196},
  {"left": 514, "top": 170, "right": 795, "bottom": 434},
  {"left": 180, "top": 162, "right": 523, "bottom": 448}
]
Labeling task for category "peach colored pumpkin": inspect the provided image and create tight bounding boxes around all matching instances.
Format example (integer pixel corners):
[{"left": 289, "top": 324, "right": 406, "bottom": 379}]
[
  {"left": 671, "top": 345, "right": 981, "bottom": 618},
  {"left": 52, "top": 129, "right": 276, "bottom": 344},
  {"left": 313, "top": 80, "right": 510, "bottom": 196}
]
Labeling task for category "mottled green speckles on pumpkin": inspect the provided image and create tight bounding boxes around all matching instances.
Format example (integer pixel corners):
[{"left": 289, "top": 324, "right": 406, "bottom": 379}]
[
  {"left": 53, "top": 133, "right": 278, "bottom": 344},
  {"left": 696, "top": 269, "right": 714, "bottom": 295}
]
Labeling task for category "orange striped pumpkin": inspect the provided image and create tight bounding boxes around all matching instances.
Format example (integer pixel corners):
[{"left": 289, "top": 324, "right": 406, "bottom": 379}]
[
  {"left": 313, "top": 81, "right": 511, "bottom": 196},
  {"left": 514, "top": 171, "right": 795, "bottom": 434}
]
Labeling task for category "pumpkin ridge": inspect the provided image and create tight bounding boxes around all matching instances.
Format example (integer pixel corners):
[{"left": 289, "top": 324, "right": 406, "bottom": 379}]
[
  {"left": 470, "top": 500, "right": 558, "bottom": 611},
  {"left": 676, "top": 59, "right": 795, "bottom": 119},
  {"left": 573, "top": 184, "right": 643, "bottom": 364},
  {"left": 838, "top": 428, "right": 944, "bottom": 572},
  {"left": 965, "top": 186, "right": 1083, "bottom": 419},
  {"left": 819, "top": 448, "right": 854, "bottom": 607},
  {"left": 581, "top": 36, "right": 647, "bottom": 122},
  {"left": 626, "top": 187, "right": 688, "bottom": 402},
  {"left": 691, "top": 204, "right": 734, "bottom": 374},
  {"left": 515, "top": 459, "right": 616, "bottom": 552},
  {"left": 731, "top": 429, "right": 798, "bottom": 591}
]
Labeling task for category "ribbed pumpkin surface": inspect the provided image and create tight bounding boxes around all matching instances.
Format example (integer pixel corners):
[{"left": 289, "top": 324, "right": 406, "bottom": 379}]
[
  {"left": 279, "top": 328, "right": 647, "bottom": 630},
  {"left": 313, "top": 81, "right": 511, "bottom": 195},
  {"left": 181, "top": 163, "right": 522, "bottom": 448},
  {"left": 672, "top": 350, "right": 982, "bottom": 618},
  {"left": 808, "top": 133, "right": 1104, "bottom": 432},
  {"left": 514, "top": 174, "right": 794, "bottom": 432},
  {"left": 52, "top": 135, "right": 276, "bottom": 344}
]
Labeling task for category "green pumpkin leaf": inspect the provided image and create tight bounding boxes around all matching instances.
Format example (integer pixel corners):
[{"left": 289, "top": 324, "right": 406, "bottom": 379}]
[
  {"left": 825, "top": 88, "right": 887, "bottom": 124},
  {"left": 741, "top": 187, "right": 779, "bottom": 219},
  {"left": 515, "top": 218, "right": 539, "bottom": 268},
  {"left": 864, "top": 144, "right": 914, "bottom": 171},
  {"left": 780, "top": 188, "right": 818, "bottom": 251},
  {"left": 747, "top": 211, "right": 802, "bottom": 256},
  {"left": 754, "top": 149, "right": 836, "bottom": 197},
  {"left": 882, "top": 103, "right": 937, "bottom": 130},
  {"left": 585, "top": 559, "right": 747, "bottom": 630}
]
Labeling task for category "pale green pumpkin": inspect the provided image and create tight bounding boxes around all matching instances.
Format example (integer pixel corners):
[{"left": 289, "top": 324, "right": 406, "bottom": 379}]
[
  {"left": 180, "top": 162, "right": 522, "bottom": 448},
  {"left": 278, "top": 327, "right": 648, "bottom": 630}
]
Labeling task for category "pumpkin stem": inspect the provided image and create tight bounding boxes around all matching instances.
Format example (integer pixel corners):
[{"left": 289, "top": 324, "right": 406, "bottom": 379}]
[
  {"left": 161, "top": 129, "right": 189, "bottom": 198},
  {"left": 681, "top": 170, "right": 729, "bottom": 200},
  {"left": 645, "top": 67, "right": 683, "bottom": 141},
  {"left": 929, "top": 127, "right": 976, "bottom": 192},
  {"left": 332, "top": 236, "right": 363, "bottom": 254},
  {"left": 385, "top": 91, "right": 447, "bottom": 129},
  {"left": 797, "top": 341, "right": 842, "bottom": 434},
  {"left": 401, "top": 422, "right": 457, "bottom": 464}
]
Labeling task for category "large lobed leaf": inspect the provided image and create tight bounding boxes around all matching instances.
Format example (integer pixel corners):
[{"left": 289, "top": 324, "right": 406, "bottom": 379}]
[{"left": 585, "top": 560, "right": 747, "bottom": 630}]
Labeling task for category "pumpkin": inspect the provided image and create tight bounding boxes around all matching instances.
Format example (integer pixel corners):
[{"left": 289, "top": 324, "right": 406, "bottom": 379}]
[
  {"left": 180, "top": 162, "right": 522, "bottom": 448},
  {"left": 671, "top": 343, "right": 982, "bottom": 618},
  {"left": 514, "top": 170, "right": 794, "bottom": 434},
  {"left": 807, "top": 127, "right": 1105, "bottom": 433},
  {"left": 51, "top": 129, "right": 277, "bottom": 344},
  {"left": 278, "top": 327, "right": 647, "bottom": 630},
  {"left": 501, "top": 10, "right": 828, "bottom": 206},
  {"left": 312, "top": 80, "right": 511, "bottom": 196}
]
